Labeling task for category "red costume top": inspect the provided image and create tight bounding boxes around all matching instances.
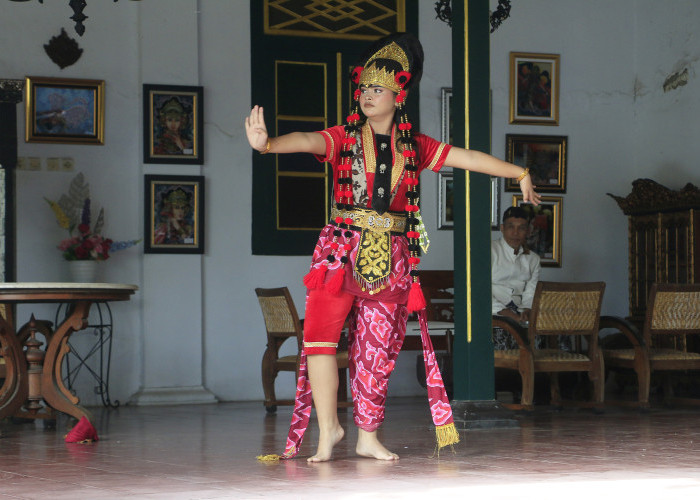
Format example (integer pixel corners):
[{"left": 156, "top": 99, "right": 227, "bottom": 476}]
[{"left": 307, "top": 123, "right": 451, "bottom": 303}]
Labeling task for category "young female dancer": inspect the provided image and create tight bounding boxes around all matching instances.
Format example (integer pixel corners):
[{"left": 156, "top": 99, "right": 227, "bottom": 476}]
[{"left": 247, "top": 32, "right": 540, "bottom": 462}]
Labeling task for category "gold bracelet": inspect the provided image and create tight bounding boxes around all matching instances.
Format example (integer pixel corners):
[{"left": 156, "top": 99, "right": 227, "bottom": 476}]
[
  {"left": 259, "top": 138, "right": 272, "bottom": 154},
  {"left": 516, "top": 168, "right": 530, "bottom": 183}
]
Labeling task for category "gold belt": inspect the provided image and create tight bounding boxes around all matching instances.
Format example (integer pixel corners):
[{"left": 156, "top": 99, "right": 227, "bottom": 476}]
[
  {"left": 330, "top": 206, "right": 406, "bottom": 234},
  {"left": 330, "top": 206, "right": 406, "bottom": 293}
]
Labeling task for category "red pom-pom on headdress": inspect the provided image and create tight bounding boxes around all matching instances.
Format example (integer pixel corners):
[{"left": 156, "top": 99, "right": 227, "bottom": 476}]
[
  {"left": 395, "top": 71, "right": 412, "bottom": 88},
  {"left": 351, "top": 66, "right": 364, "bottom": 85}
]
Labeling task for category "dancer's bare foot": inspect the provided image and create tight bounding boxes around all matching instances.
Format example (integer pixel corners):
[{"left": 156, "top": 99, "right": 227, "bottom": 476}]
[
  {"left": 307, "top": 425, "right": 345, "bottom": 462},
  {"left": 356, "top": 429, "right": 399, "bottom": 460}
]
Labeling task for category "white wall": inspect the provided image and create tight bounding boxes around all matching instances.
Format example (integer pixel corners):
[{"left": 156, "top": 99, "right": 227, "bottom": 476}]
[
  {"left": 2, "top": 1, "right": 698, "bottom": 404},
  {"left": 5, "top": 0, "right": 144, "bottom": 405},
  {"left": 490, "top": 0, "right": 699, "bottom": 316}
]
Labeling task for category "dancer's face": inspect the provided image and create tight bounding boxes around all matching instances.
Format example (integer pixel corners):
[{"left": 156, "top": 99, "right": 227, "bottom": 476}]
[{"left": 359, "top": 85, "right": 396, "bottom": 120}]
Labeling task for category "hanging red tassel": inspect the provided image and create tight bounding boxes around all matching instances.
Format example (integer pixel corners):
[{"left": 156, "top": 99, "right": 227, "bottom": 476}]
[
  {"left": 303, "top": 265, "right": 327, "bottom": 290},
  {"left": 407, "top": 281, "right": 426, "bottom": 313},
  {"left": 325, "top": 265, "right": 346, "bottom": 295},
  {"left": 64, "top": 416, "right": 99, "bottom": 443}
]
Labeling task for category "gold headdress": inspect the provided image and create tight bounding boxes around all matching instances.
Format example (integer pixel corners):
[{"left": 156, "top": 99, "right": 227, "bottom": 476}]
[{"left": 358, "top": 41, "right": 410, "bottom": 93}]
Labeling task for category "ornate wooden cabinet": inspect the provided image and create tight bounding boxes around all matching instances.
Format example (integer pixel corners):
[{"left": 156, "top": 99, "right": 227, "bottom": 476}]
[{"left": 609, "top": 179, "right": 700, "bottom": 324}]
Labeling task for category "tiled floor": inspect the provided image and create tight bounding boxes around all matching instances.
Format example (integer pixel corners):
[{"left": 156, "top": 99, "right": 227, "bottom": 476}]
[{"left": 3, "top": 398, "right": 700, "bottom": 499}]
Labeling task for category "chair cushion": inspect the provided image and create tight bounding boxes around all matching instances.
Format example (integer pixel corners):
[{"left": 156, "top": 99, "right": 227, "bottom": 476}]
[
  {"left": 604, "top": 348, "right": 700, "bottom": 361},
  {"left": 494, "top": 348, "right": 590, "bottom": 362},
  {"left": 649, "top": 348, "right": 700, "bottom": 361},
  {"left": 494, "top": 349, "right": 520, "bottom": 360}
]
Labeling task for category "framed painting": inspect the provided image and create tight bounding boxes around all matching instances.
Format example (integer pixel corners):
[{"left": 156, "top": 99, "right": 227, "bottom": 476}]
[
  {"left": 143, "top": 84, "right": 204, "bottom": 164},
  {"left": 505, "top": 134, "right": 567, "bottom": 192},
  {"left": 509, "top": 52, "right": 560, "bottom": 125},
  {"left": 491, "top": 176, "right": 501, "bottom": 230},
  {"left": 438, "top": 170, "right": 454, "bottom": 230},
  {"left": 512, "top": 194, "right": 562, "bottom": 267},
  {"left": 25, "top": 76, "right": 105, "bottom": 144},
  {"left": 441, "top": 87, "right": 453, "bottom": 143},
  {"left": 144, "top": 175, "right": 205, "bottom": 254}
]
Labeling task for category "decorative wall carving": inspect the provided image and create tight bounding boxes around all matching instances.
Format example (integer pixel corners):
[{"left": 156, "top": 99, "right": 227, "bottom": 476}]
[
  {"left": 607, "top": 178, "right": 700, "bottom": 215},
  {"left": 44, "top": 29, "right": 83, "bottom": 69},
  {"left": 0, "top": 79, "right": 24, "bottom": 104},
  {"left": 265, "top": 0, "right": 404, "bottom": 40}
]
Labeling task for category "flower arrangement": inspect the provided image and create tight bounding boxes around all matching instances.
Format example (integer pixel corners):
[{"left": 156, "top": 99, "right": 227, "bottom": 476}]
[{"left": 45, "top": 173, "right": 140, "bottom": 261}]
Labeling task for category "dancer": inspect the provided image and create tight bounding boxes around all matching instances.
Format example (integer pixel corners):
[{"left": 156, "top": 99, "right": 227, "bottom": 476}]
[{"left": 247, "top": 32, "right": 539, "bottom": 462}]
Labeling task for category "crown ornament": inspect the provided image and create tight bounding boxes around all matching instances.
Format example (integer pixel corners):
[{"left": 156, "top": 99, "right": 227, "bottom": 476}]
[{"left": 358, "top": 41, "right": 410, "bottom": 93}]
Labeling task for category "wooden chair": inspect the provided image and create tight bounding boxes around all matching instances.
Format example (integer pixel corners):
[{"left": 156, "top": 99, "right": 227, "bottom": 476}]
[
  {"left": 255, "top": 287, "right": 350, "bottom": 413},
  {"left": 601, "top": 283, "right": 700, "bottom": 408},
  {"left": 418, "top": 270, "right": 455, "bottom": 322},
  {"left": 409, "top": 271, "right": 455, "bottom": 396},
  {"left": 493, "top": 281, "right": 606, "bottom": 410}
]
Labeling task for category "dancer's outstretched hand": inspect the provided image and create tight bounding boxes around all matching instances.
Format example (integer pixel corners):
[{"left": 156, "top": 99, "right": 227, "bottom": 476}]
[
  {"left": 519, "top": 175, "right": 541, "bottom": 206},
  {"left": 245, "top": 105, "right": 268, "bottom": 152}
]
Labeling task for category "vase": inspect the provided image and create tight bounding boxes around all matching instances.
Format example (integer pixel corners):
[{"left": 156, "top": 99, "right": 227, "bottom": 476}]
[{"left": 68, "top": 260, "right": 100, "bottom": 283}]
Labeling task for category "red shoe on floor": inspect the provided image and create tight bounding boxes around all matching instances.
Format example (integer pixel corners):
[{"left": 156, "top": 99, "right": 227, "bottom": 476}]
[{"left": 64, "top": 416, "right": 99, "bottom": 443}]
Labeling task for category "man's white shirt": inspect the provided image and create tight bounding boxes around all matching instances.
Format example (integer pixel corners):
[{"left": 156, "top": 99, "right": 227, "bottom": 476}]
[{"left": 491, "top": 237, "right": 541, "bottom": 314}]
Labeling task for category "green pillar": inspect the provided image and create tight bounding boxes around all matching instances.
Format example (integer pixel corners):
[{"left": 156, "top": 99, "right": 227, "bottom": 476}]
[{"left": 450, "top": 0, "right": 517, "bottom": 428}]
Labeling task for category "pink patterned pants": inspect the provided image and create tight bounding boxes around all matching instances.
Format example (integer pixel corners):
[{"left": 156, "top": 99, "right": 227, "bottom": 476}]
[
  {"left": 304, "top": 288, "right": 408, "bottom": 430},
  {"left": 283, "top": 290, "right": 408, "bottom": 457},
  {"left": 347, "top": 297, "right": 408, "bottom": 431}
]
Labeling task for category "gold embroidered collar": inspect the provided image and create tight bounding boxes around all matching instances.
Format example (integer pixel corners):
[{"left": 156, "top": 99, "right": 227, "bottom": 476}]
[{"left": 361, "top": 122, "right": 405, "bottom": 196}]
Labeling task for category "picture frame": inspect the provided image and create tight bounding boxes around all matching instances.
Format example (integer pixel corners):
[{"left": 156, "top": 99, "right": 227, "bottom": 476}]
[
  {"left": 441, "top": 87, "right": 453, "bottom": 143},
  {"left": 509, "top": 52, "right": 560, "bottom": 125},
  {"left": 505, "top": 134, "right": 567, "bottom": 192},
  {"left": 438, "top": 170, "right": 454, "bottom": 230},
  {"left": 144, "top": 175, "right": 205, "bottom": 254},
  {"left": 512, "top": 195, "right": 562, "bottom": 267},
  {"left": 491, "top": 176, "right": 501, "bottom": 230},
  {"left": 143, "top": 84, "right": 204, "bottom": 164},
  {"left": 25, "top": 76, "right": 105, "bottom": 144}
]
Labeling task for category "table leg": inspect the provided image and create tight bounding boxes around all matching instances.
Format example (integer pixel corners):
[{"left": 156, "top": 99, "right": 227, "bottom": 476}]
[
  {"left": 0, "top": 312, "right": 29, "bottom": 419},
  {"left": 41, "top": 301, "right": 95, "bottom": 424}
]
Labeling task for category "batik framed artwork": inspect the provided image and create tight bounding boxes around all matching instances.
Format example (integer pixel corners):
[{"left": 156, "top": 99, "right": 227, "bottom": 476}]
[
  {"left": 143, "top": 84, "right": 204, "bottom": 164},
  {"left": 25, "top": 76, "right": 105, "bottom": 144},
  {"left": 144, "top": 175, "right": 205, "bottom": 254},
  {"left": 505, "top": 134, "right": 567, "bottom": 192},
  {"left": 512, "top": 194, "right": 562, "bottom": 267},
  {"left": 509, "top": 52, "right": 560, "bottom": 125}
]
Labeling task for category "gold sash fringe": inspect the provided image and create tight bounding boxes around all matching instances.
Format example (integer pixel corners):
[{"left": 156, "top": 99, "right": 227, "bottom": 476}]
[{"left": 435, "top": 422, "right": 460, "bottom": 449}]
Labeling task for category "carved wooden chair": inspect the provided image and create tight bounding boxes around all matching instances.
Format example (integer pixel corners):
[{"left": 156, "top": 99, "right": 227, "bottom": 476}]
[
  {"left": 493, "top": 281, "right": 606, "bottom": 410},
  {"left": 418, "top": 270, "right": 455, "bottom": 322},
  {"left": 601, "top": 283, "right": 700, "bottom": 408},
  {"left": 255, "top": 287, "right": 350, "bottom": 413},
  {"left": 409, "top": 271, "right": 455, "bottom": 396}
]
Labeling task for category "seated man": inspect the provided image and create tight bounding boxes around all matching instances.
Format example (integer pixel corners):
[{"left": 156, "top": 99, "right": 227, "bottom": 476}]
[{"left": 491, "top": 206, "right": 540, "bottom": 350}]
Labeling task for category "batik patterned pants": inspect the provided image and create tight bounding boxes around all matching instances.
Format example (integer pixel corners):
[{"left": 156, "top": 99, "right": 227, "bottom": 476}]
[
  {"left": 282, "top": 290, "right": 408, "bottom": 457},
  {"left": 348, "top": 297, "right": 408, "bottom": 431}
]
